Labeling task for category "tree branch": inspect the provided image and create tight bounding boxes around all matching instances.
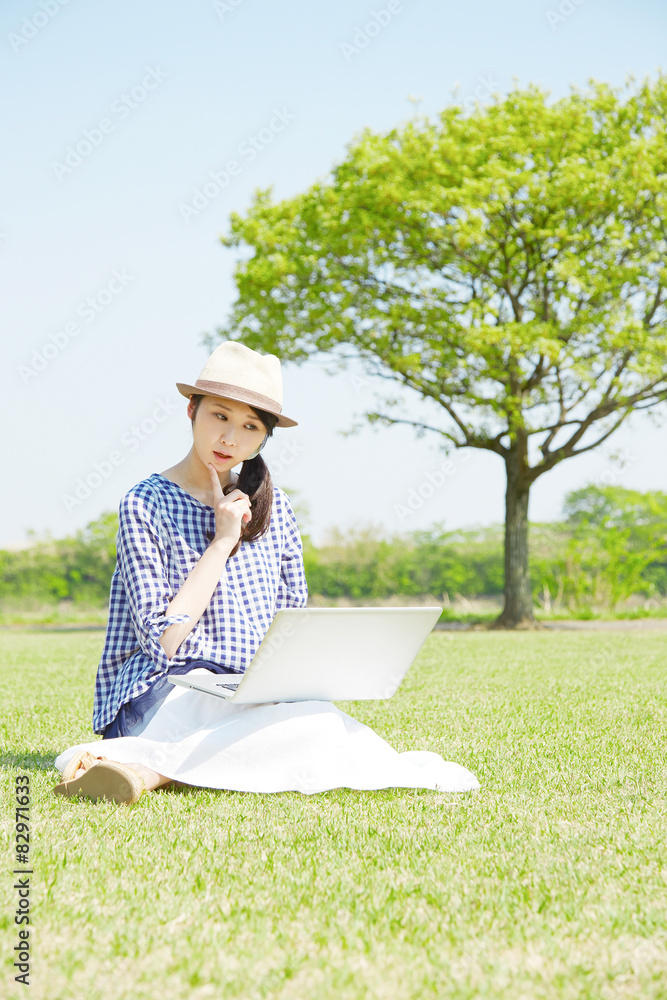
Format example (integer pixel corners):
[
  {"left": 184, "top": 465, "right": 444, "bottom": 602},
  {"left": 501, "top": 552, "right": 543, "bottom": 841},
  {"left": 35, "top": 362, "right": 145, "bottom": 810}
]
[
  {"left": 364, "top": 411, "right": 509, "bottom": 457},
  {"left": 539, "top": 366, "right": 568, "bottom": 454},
  {"left": 364, "top": 413, "right": 467, "bottom": 450},
  {"left": 644, "top": 284, "right": 665, "bottom": 327},
  {"left": 529, "top": 381, "right": 667, "bottom": 480}
]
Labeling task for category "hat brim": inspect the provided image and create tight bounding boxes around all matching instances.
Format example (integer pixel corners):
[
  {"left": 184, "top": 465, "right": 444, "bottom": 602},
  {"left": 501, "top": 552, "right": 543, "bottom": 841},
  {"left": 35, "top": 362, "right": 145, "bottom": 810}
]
[{"left": 175, "top": 383, "right": 298, "bottom": 428}]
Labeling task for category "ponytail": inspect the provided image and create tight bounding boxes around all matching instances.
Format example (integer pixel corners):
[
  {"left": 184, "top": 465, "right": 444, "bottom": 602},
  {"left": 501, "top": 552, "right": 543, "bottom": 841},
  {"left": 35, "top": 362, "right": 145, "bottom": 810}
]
[{"left": 223, "top": 450, "right": 275, "bottom": 556}]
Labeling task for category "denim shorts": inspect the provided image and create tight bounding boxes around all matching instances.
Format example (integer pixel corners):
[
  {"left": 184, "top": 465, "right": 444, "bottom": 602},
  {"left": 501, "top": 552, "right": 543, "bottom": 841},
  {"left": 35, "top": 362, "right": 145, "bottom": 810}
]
[{"left": 102, "top": 660, "right": 238, "bottom": 739}]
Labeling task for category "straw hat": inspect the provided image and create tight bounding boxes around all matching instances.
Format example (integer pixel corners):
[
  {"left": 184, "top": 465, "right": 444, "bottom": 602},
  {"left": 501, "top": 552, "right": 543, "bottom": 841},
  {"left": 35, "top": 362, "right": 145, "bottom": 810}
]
[{"left": 176, "top": 341, "right": 298, "bottom": 428}]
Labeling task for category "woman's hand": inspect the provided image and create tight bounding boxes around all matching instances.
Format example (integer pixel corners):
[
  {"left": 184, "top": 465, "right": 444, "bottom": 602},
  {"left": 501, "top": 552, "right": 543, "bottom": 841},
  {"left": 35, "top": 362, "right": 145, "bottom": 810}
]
[{"left": 208, "top": 463, "right": 252, "bottom": 545}]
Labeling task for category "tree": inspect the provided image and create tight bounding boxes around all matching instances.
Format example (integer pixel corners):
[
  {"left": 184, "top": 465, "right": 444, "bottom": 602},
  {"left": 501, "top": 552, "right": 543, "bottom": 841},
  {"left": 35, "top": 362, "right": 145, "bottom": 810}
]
[
  {"left": 560, "top": 485, "right": 667, "bottom": 610},
  {"left": 207, "top": 76, "right": 667, "bottom": 627},
  {"left": 0, "top": 512, "right": 119, "bottom": 609},
  {"left": 562, "top": 483, "right": 667, "bottom": 530}
]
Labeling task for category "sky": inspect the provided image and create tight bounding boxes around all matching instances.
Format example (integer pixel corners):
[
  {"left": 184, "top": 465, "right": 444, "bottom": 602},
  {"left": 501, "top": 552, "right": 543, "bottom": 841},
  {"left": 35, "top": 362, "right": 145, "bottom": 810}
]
[{"left": 2, "top": 0, "right": 666, "bottom": 548}]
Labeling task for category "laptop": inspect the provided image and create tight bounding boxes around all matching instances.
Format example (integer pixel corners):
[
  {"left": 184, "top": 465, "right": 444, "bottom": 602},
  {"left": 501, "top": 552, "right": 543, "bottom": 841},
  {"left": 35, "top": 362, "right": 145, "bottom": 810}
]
[{"left": 167, "top": 606, "right": 442, "bottom": 704}]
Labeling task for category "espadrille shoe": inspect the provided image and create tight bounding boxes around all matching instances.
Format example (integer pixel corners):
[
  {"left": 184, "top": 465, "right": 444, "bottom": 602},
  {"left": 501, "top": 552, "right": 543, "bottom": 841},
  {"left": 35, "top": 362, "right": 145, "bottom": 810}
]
[
  {"left": 60, "top": 750, "right": 105, "bottom": 783},
  {"left": 53, "top": 759, "right": 145, "bottom": 805}
]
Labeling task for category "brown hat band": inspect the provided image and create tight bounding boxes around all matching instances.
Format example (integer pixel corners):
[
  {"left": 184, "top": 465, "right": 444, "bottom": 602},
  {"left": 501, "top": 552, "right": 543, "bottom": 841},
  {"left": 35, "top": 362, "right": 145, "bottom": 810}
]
[{"left": 194, "top": 379, "right": 283, "bottom": 414}]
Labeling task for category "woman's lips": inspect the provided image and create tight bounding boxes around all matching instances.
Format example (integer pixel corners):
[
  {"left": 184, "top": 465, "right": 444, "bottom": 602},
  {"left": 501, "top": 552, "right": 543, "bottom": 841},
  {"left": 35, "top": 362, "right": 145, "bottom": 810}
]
[{"left": 213, "top": 451, "right": 232, "bottom": 461}]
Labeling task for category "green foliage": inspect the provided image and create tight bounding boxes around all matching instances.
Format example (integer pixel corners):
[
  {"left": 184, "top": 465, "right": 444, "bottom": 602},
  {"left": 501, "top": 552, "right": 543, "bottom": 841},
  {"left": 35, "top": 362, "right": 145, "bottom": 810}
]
[
  {"left": 0, "top": 512, "right": 118, "bottom": 607},
  {"left": 2, "top": 486, "right": 666, "bottom": 616},
  {"left": 303, "top": 523, "right": 505, "bottom": 600},
  {"left": 533, "top": 485, "right": 667, "bottom": 610},
  {"left": 208, "top": 76, "right": 667, "bottom": 621},
  {"left": 211, "top": 76, "right": 667, "bottom": 469}
]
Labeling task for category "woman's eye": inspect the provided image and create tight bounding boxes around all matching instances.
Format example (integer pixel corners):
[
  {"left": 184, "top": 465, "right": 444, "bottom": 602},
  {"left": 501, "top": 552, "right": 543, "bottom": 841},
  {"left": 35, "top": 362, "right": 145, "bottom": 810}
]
[{"left": 215, "top": 413, "right": 257, "bottom": 431}]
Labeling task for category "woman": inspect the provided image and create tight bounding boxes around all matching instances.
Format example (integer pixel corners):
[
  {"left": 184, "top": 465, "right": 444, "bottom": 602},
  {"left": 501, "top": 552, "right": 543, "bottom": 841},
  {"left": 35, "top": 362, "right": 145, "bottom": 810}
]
[{"left": 53, "top": 342, "right": 479, "bottom": 803}]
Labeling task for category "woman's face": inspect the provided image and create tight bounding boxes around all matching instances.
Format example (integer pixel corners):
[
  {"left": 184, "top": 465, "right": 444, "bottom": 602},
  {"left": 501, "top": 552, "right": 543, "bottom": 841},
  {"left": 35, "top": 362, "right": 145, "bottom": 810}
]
[{"left": 189, "top": 395, "right": 266, "bottom": 469}]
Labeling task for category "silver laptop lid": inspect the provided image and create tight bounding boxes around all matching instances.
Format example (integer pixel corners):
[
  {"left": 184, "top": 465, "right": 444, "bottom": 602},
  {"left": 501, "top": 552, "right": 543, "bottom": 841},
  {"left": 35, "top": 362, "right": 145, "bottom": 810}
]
[{"left": 231, "top": 606, "right": 442, "bottom": 704}]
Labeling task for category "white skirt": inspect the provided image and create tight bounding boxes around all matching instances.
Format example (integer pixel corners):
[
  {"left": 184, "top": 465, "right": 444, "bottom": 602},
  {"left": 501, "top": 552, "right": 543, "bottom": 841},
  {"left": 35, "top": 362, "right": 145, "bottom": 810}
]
[{"left": 55, "top": 669, "right": 480, "bottom": 795}]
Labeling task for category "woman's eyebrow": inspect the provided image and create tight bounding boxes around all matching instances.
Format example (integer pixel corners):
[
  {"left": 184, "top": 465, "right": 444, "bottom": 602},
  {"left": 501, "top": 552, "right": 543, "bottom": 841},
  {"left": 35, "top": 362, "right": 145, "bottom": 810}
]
[{"left": 212, "top": 403, "right": 258, "bottom": 419}]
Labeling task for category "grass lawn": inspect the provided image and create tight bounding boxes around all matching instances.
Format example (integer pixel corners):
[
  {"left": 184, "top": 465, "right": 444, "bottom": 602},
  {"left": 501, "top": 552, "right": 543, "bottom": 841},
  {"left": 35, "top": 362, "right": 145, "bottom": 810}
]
[{"left": 1, "top": 628, "right": 666, "bottom": 1000}]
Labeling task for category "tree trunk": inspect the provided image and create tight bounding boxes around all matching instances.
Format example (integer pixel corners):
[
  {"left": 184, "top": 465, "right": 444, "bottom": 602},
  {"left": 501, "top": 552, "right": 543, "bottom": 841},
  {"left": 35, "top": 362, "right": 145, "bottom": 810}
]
[{"left": 491, "top": 444, "right": 539, "bottom": 629}]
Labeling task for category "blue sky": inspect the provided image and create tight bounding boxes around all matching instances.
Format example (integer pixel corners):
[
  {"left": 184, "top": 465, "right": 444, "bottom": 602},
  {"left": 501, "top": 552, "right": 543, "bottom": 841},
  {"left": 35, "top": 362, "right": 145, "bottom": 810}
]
[{"left": 2, "top": 0, "right": 666, "bottom": 547}]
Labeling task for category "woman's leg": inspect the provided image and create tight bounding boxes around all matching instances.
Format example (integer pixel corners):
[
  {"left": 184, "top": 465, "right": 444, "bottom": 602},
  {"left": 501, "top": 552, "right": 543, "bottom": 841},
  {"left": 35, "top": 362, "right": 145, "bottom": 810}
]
[{"left": 126, "top": 763, "right": 182, "bottom": 790}]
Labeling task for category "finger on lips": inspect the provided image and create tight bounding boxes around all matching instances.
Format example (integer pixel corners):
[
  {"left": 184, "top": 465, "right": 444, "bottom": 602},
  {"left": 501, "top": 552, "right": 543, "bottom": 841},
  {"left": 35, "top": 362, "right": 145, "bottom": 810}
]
[{"left": 207, "top": 467, "right": 251, "bottom": 521}]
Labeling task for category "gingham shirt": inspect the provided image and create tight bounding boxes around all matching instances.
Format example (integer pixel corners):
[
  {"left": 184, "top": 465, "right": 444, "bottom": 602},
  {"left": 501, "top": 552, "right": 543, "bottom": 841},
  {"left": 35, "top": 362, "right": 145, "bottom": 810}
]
[{"left": 92, "top": 473, "right": 308, "bottom": 734}]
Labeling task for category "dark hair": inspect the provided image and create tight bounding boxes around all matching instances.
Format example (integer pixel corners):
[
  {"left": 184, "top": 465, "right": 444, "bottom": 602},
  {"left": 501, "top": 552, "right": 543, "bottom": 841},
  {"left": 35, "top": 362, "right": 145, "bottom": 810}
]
[{"left": 190, "top": 393, "right": 278, "bottom": 557}]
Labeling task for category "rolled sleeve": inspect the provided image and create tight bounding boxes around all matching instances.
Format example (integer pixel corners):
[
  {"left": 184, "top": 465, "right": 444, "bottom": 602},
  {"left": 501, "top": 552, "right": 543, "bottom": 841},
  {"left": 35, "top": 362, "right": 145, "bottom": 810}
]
[
  {"left": 146, "top": 612, "right": 193, "bottom": 640},
  {"left": 275, "top": 494, "right": 308, "bottom": 611},
  {"left": 117, "top": 489, "right": 205, "bottom": 670}
]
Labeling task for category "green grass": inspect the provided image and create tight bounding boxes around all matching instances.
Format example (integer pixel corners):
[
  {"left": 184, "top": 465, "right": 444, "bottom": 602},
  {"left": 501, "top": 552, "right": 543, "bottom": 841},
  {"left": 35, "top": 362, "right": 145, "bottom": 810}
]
[
  {"left": 3, "top": 597, "right": 667, "bottom": 630},
  {"left": 1, "top": 629, "right": 666, "bottom": 1000}
]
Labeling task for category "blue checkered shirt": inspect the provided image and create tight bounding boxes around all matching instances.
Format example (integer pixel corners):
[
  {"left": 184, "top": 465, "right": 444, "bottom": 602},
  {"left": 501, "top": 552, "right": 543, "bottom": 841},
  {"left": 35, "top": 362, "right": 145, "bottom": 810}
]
[{"left": 92, "top": 473, "right": 308, "bottom": 734}]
